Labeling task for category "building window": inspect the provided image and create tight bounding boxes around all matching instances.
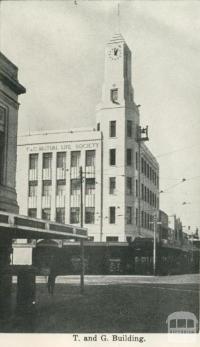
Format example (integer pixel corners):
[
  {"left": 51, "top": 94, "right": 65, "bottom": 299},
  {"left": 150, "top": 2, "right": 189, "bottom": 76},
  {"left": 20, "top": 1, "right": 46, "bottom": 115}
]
[
  {"left": 126, "top": 177, "right": 132, "bottom": 195},
  {"left": 42, "top": 180, "right": 52, "bottom": 196},
  {"left": 141, "top": 183, "right": 144, "bottom": 200},
  {"left": 153, "top": 171, "right": 155, "bottom": 185},
  {"left": 85, "top": 178, "right": 95, "bottom": 195},
  {"left": 0, "top": 106, "right": 5, "bottom": 128},
  {"left": 56, "top": 179, "right": 66, "bottom": 196},
  {"left": 109, "top": 149, "right": 116, "bottom": 166},
  {"left": 86, "top": 150, "right": 95, "bottom": 167},
  {"left": 144, "top": 186, "right": 147, "bottom": 202},
  {"left": 136, "top": 179, "right": 138, "bottom": 197},
  {"left": 109, "top": 177, "right": 116, "bottom": 194},
  {"left": 85, "top": 207, "right": 95, "bottom": 224},
  {"left": 147, "top": 163, "right": 149, "bottom": 178},
  {"left": 136, "top": 152, "right": 138, "bottom": 170},
  {"left": 147, "top": 188, "right": 150, "bottom": 204},
  {"left": 109, "top": 206, "right": 116, "bottom": 224},
  {"left": 71, "top": 179, "right": 80, "bottom": 195},
  {"left": 141, "top": 158, "right": 144, "bottom": 173},
  {"left": 70, "top": 207, "right": 80, "bottom": 224},
  {"left": 29, "top": 153, "right": 38, "bottom": 170},
  {"left": 43, "top": 153, "right": 52, "bottom": 169},
  {"left": 150, "top": 191, "right": 152, "bottom": 205},
  {"left": 157, "top": 175, "right": 159, "bottom": 188},
  {"left": 97, "top": 123, "right": 100, "bottom": 131},
  {"left": 146, "top": 213, "right": 149, "bottom": 229},
  {"left": 149, "top": 167, "right": 152, "bottom": 181},
  {"left": 144, "top": 212, "right": 147, "bottom": 229},
  {"left": 71, "top": 151, "right": 80, "bottom": 167},
  {"left": 106, "top": 236, "right": 118, "bottom": 242},
  {"left": 42, "top": 208, "right": 51, "bottom": 221},
  {"left": 28, "top": 181, "right": 38, "bottom": 197},
  {"left": 127, "top": 120, "right": 132, "bottom": 137},
  {"left": 109, "top": 120, "right": 116, "bottom": 137},
  {"left": 110, "top": 88, "right": 118, "bottom": 103},
  {"left": 57, "top": 152, "right": 66, "bottom": 169},
  {"left": 136, "top": 208, "right": 139, "bottom": 226},
  {"left": 144, "top": 160, "right": 147, "bottom": 176},
  {"left": 126, "top": 207, "right": 132, "bottom": 224},
  {"left": 126, "top": 148, "right": 132, "bottom": 166},
  {"left": 141, "top": 211, "right": 144, "bottom": 228},
  {"left": 28, "top": 208, "right": 37, "bottom": 218},
  {"left": 56, "top": 208, "right": 65, "bottom": 224}
]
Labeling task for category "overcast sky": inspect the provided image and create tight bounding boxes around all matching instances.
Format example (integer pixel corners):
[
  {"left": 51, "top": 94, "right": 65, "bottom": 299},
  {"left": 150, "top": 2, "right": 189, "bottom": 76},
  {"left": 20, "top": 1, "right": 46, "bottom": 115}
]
[{"left": 1, "top": 0, "right": 200, "bottom": 232}]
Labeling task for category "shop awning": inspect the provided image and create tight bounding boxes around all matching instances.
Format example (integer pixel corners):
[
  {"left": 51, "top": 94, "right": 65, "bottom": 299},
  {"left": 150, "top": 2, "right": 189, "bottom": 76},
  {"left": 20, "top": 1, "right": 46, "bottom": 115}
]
[{"left": 0, "top": 212, "right": 88, "bottom": 240}]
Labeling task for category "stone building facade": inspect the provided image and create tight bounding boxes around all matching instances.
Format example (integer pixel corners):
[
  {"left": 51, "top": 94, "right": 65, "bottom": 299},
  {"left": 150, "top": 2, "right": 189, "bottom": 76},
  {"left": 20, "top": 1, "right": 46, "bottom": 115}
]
[
  {"left": 17, "top": 34, "right": 159, "bottom": 243},
  {"left": 0, "top": 52, "right": 26, "bottom": 213}
]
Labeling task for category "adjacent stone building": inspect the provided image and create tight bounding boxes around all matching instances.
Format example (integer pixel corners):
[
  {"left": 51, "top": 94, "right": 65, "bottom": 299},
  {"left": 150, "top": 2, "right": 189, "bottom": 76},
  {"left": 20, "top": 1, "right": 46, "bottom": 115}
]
[
  {"left": 0, "top": 52, "right": 26, "bottom": 213},
  {"left": 0, "top": 52, "right": 26, "bottom": 317}
]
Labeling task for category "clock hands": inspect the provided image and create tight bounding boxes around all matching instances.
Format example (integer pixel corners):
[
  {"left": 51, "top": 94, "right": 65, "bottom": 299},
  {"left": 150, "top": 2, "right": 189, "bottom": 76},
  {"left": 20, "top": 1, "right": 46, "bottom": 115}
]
[
  {"left": 108, "top": 46, "right": 121, "bottom": 60},
  {"left": 114, "top": 48, "right": 118, "bottom": 56}
]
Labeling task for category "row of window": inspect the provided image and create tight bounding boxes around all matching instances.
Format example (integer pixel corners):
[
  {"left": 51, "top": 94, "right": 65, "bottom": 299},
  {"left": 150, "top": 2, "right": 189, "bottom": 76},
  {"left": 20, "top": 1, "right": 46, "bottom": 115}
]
[
  {"left": 29, "top": 150, "right": 158, "bottom": 186},
  {"left": 137, "top": 155, "right": 158, "bottom": 187},
  {"left": 141, "top": 183, "right": 158, "bottom": 208},
  {"left": 109, "top": 176, "right": 133, "bottom": 195},
  {"left": 29, "top": 177, "right": 157, "bottom": 201},
  {"left": 28, "top": 178, "right": 96, "bottom": 197},
  {"left": 141, "top": 211, "right": 154, "bottom": 231},
  {"left": 103, "top": 119, "right": 133, "bottom": 138},
  {"left": 28, "top": 206, "right": 134, "bottom": 225},
  {"left": 29, "top": 207, "right": 156, "bottom": 230},
  {"left": 109, "top": 148, "right": 133, "bottom": 166},
  {"left": 29, "top": 150, "right": 96, "bottom": 171},
  {"left": 28, "top": 207, "right": 95, "bottom": 224},
  {"left": 135, "top": 208, "right": 154, "bottom": 231}
]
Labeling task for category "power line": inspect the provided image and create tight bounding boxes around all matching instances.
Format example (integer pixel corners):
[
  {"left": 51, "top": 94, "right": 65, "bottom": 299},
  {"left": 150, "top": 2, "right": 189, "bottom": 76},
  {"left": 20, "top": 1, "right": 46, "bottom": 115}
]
[{"left": 156, "top": 144, "right": 200, "bottom": 158}]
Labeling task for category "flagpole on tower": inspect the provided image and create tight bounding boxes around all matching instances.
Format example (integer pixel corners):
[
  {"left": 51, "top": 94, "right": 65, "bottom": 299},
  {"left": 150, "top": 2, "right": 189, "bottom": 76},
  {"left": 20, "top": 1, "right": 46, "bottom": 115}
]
[{"left": 117, "top": 2, "right": 120, "bottom": 33}]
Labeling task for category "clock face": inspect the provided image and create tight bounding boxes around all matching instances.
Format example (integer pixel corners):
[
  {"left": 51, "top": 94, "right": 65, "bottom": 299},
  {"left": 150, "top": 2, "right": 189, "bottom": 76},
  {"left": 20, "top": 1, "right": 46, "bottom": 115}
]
[{"left": 108, "top": 45, "right": 122, "bottom": 60}]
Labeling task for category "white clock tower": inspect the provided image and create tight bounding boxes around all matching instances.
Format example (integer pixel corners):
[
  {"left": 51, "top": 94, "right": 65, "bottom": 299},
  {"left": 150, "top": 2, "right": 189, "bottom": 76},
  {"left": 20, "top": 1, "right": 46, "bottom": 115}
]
[{"left": 96, "top": 33, "right": 140, "bottom": 242}]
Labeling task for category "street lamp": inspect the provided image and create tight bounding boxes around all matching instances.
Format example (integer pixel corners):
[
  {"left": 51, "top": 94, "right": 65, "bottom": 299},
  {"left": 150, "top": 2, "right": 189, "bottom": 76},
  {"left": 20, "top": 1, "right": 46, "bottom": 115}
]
[{"left": 150, "top": 214, "right": 161, "bottom": 276}]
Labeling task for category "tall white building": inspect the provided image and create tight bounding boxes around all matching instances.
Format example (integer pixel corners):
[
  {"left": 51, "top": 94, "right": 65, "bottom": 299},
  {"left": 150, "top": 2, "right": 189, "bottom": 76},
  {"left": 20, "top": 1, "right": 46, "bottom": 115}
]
[{"left": 17, "top": 33, "right": 159, "bottom": 243}]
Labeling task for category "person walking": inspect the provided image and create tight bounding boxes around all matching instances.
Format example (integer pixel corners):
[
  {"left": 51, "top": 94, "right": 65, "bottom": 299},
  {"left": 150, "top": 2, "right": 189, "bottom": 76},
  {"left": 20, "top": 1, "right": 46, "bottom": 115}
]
[{"left": 47, "top": 269, "right": 57, "bottom": 296}]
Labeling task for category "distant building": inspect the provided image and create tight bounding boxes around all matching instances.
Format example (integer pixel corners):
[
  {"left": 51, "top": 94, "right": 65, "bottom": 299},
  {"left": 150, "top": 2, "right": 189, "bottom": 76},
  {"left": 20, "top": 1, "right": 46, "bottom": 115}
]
[
  {"left": 168, "top": 215, "right": 183, "bottom": 244},
  {"left": 17, "top": 33, "right": 159, "bottom": 242},
  {"left": 0, "top": 52, "right": 26, "bottom": 213},
  {"left": 158, "top": 210, "right": 169, "bottom": 242}
]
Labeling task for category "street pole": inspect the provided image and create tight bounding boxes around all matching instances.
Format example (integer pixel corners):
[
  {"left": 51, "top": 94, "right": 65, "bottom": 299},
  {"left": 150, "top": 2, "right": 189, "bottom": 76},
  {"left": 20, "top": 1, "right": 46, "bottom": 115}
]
[
  {"left": 79, "top": 166, "right": 84, "bottom": 294},
  {"left": 80, "top": 166, "right": 83, "bottom": 228},
  {"left": 138, "top": 140, "right": 141, "bottom": 235},
  {"left": 153, "top": 215, "right": 157, "bottom": 276}
]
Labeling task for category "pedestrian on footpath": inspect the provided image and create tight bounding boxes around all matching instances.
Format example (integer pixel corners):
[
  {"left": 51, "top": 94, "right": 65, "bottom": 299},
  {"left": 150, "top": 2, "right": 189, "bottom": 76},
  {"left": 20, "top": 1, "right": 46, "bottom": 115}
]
[{"left": 47, "top": 268, "right": 57, "bottom": 296}]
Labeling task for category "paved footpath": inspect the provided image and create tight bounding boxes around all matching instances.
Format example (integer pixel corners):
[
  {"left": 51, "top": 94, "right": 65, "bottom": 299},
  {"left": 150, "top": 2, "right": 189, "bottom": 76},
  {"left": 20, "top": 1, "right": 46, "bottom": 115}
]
[{"left": 29, "top": 273, "right": 200, "bottom": 285}]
